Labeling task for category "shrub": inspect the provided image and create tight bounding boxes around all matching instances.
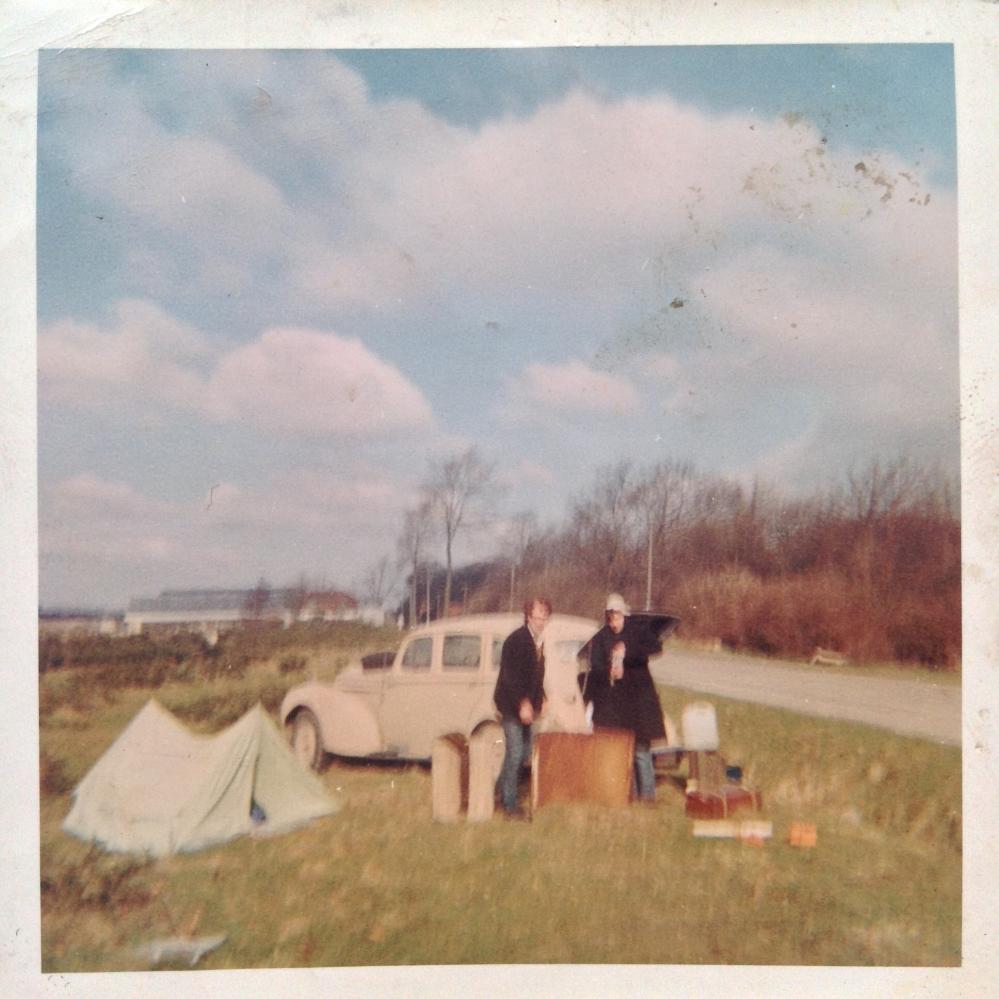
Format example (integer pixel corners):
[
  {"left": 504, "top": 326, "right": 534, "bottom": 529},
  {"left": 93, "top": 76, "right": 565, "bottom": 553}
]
[
  {"left": 40, "top": 751, "right": 74, "bottom": 797},
  {"left": 41, "top": 847, "right": 153, "bottom": 914},
  {"left": 278, "top": 654, "right": 308, "bottom": 675},
  {"left": 166, "top": 683, "right": 287, "bottom": 729},
  {"left": 39, "top": 635, "right": 65, "bottom": 672},
  {"left": 673, "top": 569, "right": 913, "bottom": 663},
  {"left": 888, "top": 598, "right": 958, "bottom": 669},
  {"left": 39, "top": 632, "right": 213, "bottom": 676},
  {"left": 199, "top": 653, "right": 251, "bottom": 681}
]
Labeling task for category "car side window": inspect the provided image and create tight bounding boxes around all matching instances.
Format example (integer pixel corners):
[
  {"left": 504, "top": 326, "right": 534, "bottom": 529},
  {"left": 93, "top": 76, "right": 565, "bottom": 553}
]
[
  {"left": 491, "top": 636, "right": 504, "bottom": 671},
  {"left": 442, "top": 634, "right": 481, "bottom": 670},
  {"left": 400, "top": 636, "right": 433, "bottom": 671}
]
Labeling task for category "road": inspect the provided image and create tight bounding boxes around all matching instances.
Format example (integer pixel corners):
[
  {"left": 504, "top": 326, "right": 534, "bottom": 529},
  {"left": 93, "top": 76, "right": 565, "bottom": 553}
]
[{"left": 650, "top": 648, "right": 961, "bottom": 746}]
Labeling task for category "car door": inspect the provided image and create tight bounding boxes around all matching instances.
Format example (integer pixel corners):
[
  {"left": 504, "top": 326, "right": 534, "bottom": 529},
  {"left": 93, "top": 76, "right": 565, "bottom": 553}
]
[
  {"left": 377, "top": 631, "right": 486, "bottom": 759},
  {"left": 376, "top": 634, "right": 435, "bottom": 757},
  {"left": 437, "top": 631, "right": 491, "bottom": 742}
]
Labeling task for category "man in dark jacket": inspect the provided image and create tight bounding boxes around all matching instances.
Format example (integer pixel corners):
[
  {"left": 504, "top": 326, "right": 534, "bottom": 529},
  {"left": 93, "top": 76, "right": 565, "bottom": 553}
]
[
  {"left": 581, "top": 593, "right": 667, "bottom": 802},
  {"left": 494, "top": 596, "right": 551, "bottom": 818}
]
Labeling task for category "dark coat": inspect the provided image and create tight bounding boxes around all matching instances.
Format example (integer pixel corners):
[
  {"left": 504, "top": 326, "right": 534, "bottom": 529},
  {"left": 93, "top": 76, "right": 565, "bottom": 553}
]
[
  {"left": 579, "top": 617, "right": 666, "bottom": 742},
  {"left": 494, "top": 623, "right": 546, "bottom": 720}
]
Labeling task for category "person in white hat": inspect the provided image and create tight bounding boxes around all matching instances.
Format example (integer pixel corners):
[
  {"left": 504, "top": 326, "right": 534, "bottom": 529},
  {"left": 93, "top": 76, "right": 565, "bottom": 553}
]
[{"left": 579, "top": 593, "right": 667, "bottom": 801}]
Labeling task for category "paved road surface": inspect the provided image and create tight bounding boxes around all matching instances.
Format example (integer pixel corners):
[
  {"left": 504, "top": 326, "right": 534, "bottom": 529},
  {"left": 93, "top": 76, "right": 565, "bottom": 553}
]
[{"left": 651, "top": 648, "right": 960, "bottom": 746}]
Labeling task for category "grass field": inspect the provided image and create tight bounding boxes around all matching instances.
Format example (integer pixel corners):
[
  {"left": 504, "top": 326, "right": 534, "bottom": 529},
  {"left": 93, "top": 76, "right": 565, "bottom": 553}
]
[{"left": 39, "top": 655, "right": 961, "bottom": 971}]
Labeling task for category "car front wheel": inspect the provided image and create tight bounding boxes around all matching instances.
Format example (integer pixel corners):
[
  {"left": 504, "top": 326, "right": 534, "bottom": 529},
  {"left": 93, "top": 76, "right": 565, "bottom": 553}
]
[{"left": 291, "top": 708, "right": 325, "bottom": 771}]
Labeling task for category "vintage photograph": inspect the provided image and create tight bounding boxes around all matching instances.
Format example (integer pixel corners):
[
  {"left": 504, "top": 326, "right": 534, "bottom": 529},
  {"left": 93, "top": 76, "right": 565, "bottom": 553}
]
[{"left": 24, "top": 32, "right": 971, "bottom": 985}]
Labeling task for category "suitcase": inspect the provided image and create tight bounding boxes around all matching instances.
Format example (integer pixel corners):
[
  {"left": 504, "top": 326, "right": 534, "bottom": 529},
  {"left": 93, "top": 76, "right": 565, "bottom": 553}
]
[
  {"left": 685, "top": 748, "right": 762, "bottom": 817},
  {"left": 684, "top": 784, "right": 763, "bottom": 819},
  {"left": 431, "top": 734, "right": 468, "bottom": 822},
  {"left": 531, "top": 729, "right": 635, "bottom": 811}
]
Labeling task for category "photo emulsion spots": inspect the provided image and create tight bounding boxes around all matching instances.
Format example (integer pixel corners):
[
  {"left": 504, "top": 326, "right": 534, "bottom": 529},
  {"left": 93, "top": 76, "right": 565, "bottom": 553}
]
[{"left": 31, "top": 41, "right": 966, "bottom": 980}]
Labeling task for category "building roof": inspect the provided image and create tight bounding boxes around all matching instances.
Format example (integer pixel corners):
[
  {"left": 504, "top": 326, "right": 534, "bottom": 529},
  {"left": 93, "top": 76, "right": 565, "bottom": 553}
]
[
  {"left": 304, "top": 591, "right": 357, "bottom": 612},
  {"left": 127, "top": 588, "right": 361, "bottom": 616}
]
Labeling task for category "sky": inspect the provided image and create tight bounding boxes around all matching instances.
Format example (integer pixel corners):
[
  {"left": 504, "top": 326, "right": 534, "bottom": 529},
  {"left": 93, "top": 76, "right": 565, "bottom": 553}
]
[{"left": 36, "top": 45, "right": 959, "bottom": 611}]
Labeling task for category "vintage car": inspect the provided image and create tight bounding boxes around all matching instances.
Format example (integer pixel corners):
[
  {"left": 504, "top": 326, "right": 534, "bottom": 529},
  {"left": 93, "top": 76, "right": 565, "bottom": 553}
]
[{"left": 280, "top": 612, "right": 600, "bottom": 772}]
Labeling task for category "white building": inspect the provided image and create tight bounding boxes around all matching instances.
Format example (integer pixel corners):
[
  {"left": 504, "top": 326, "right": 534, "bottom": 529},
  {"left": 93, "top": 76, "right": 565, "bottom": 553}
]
[{"left": 123, "top": 588, "right": 377, "bottom": 640}]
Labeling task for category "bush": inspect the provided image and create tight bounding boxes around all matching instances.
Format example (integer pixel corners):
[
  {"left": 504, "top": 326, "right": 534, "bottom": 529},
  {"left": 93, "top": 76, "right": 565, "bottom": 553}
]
[
  {"left": 888, "top": 598, "right": 958, "bottom": 669},
  {"left": 199, "top": 653, "right": 251, "bottom": 681},
  {"left": 40, "top": 751, "right": 74, "bottom": 797},
  {"left": 165, "top": 677, "right": 288, "bottom": 729},
  {"left": 219, "top": 620, "right": 398, "bottom": 662},
  {"left": 278, "top": 654, "right": 308, "bottom": 675},
  {"left": 41, "top": 847, "right": 153, "bottom": 914},
  {"left": 671, "top": 569, "right": 948, "bottom": 664}
]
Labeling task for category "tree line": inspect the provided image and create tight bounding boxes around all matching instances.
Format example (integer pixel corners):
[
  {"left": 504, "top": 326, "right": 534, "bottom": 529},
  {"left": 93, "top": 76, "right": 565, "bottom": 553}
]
[{"left": 395, "top": 450, "right": 960, "bottom": 670}]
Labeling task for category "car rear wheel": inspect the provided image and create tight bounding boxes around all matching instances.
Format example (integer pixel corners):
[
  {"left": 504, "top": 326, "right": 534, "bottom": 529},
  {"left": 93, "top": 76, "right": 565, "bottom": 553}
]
[{"left": 291, "top": 708, "right": 325, "bottom": 771}]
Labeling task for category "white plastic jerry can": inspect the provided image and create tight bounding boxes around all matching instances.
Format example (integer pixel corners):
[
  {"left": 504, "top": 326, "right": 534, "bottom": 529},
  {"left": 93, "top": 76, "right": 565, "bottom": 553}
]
[{"left": 681, "top": 701, "right": 719, "bottom": 751}]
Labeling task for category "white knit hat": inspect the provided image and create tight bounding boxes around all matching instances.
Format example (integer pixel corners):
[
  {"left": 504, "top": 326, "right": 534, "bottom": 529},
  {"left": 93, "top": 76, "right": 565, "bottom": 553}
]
[{"left": 605, "top": 592, "right": 629, "bottom": 614}]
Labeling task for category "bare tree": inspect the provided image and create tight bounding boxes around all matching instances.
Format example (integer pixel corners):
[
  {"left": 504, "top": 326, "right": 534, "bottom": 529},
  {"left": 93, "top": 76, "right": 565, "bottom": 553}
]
[
  {"left": 397, "top": 500, "right": 435, "bottom": 625},
  {"left": 568, "top": 461, "right": 638, "bottom": 590},
  {"left": 242, "top": 577, "right": 271, "bottom": 622},
  {"left": 630, "top": 459, "right": 694, "bottom": 609},
  {"left": 360, "top": 555, "right": 395, "bottom": 608},
  {"left": 502, "top": 510, "right": 538, "bottom": 611},
  {"left": 424, "top": 447, "right": 495, "bottom": 615},
  {"left": 282, "top": 573, "right": 312, "bottom": 622},
  {"left": 845, "top": 456, "right": 926, "bottom": 523}
]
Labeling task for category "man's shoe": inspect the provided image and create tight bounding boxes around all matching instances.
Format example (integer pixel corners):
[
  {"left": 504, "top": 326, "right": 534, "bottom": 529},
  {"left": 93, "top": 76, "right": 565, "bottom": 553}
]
[{"left": 504, "top": 806, "right": 531, "bottom": 822}]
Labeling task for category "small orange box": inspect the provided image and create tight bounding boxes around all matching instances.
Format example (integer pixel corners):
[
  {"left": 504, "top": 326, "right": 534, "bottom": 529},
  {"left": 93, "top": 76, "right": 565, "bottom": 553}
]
[{"left": 789, "top": 822, "right": 818, "bottom": 847}]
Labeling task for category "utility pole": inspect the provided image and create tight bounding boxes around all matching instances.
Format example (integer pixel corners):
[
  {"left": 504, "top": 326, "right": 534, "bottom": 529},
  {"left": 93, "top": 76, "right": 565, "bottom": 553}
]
[{"left": 645, "top": 522, "right": 653, "bottom": 611}]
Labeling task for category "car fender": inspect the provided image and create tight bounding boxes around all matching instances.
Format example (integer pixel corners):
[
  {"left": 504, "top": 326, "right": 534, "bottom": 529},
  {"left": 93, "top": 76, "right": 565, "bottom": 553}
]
[
  {"left": 280, "top": 682, "right": 383, "bottom": 757},
  {"left": 464, "top": 688, "right": 501, "bottom": 741}
]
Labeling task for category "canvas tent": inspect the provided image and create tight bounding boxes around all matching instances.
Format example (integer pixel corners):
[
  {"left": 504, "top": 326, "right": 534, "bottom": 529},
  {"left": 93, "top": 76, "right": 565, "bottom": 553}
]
[{"left": 64, "top": 699, "right": 339, "bottom": 856}]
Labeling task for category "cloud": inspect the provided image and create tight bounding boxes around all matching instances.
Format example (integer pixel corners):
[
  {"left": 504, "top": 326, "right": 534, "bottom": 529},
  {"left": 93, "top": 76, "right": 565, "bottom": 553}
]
[
  {"left": 281, "top": 86, "right": 955, "bottom": 321},
  {"left": 206, "top": 327, "right": 433, "bottom": 437},
  {"left": 679, "top": 239, "right": 956, "bottom": 424},
  {"left": 39, "top": 464, "right": 420, "bottom": 605},
  {"left": 52, "top": 472, "right": 178, "bottom": 518},
  {"left": 36, "top": 52, "right": 959, "bottom": 606},
  {"left": 505, "top": 359, "right": 640, "bottom": 420},
  {"left": 40, "top": 303, "right": 433, "bottom": 439},
  {"left": 39, "top": 299, "right": 212, "bottom": 410},
  {"left": 43, "top": 56, "right": 956, "bottom": 410},
  {"left": 501, "top": 459, "right": 558, "bottom": 489},
  {"left": 42, "top": 473, "right": 182, "bottom": 564}
]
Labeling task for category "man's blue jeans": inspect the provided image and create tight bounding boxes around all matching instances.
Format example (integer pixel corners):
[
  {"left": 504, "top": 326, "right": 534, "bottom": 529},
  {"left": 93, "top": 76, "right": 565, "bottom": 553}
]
[
  {"left": 634, "top": 741, "right": 655, "bottom": 802},
  {"left": 498, "top": 717, "right": 532, "bottom": 813}
]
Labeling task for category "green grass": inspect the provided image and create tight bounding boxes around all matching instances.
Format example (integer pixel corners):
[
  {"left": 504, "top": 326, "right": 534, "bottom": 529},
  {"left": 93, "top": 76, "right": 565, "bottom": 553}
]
[{"left": 39, "top": 661, "right": 960, "bottom": 970}]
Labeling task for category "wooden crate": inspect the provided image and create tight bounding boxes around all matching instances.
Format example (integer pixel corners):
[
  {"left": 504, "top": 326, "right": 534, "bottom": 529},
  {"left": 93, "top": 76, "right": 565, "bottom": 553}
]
[
  {"left": 687, "top": 750, "right": 727, "bottom": 793},
  {"left": 530, "top": 729, "right": 635, "bottom": 811}
]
